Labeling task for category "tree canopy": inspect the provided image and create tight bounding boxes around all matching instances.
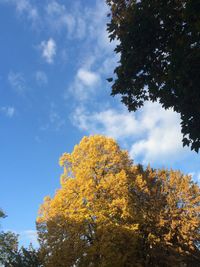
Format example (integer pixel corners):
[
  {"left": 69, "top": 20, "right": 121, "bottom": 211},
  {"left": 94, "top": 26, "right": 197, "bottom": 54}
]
[
  {"left": 0, "top": 209, "right": 5, "bottom": 219},
  {"left": 0, "top": 210, "right": 42, "bottom": 267},
  {"left": 106, "top": 0, "right": 200, "bottom": 152},
  {"left": 37, "top": 135, "right": 200, "bottom": 266},
  {"left": 0, "top": 233, "right": 42, "bottom": 267},
  {"left": 0, "top": 231, "right": 19, "bottom": 266}
]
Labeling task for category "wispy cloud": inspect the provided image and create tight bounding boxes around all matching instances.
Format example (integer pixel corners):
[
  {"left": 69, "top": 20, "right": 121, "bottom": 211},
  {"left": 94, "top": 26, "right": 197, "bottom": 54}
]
[
  {"left": 61, "top": 0, "right": 118, "bottom": 103},
  {"left": 49, "top": 109, "right": 65, "bottom": 131},
  {"left": 40, "top": 103, "right": 65, "bottom": 132},
  {"left": 8, "top": 71, "right": 27, "bottom": 94},
  {"left": 45, "top": 1, "right": 76, "bottom": 37},
  {"left": 0, "top": 0, "right": 38, "bottom": 21},
  {"left": 15, "top": 0, "right": 38, "bottom": 20},
  {"left": 43, "top": 0, "right": 108, "bottom": 42},
  {"left": 35, "top": 71, "right": 48, "bottom": 86},
  {"left": 1, "top": 0, "right": 116, "bottom": 72},
  {"left": 40, "top": 38, "right": 56, "bottom": 64},
  {"left": 0, "top": 106, "right": 15, "bottom": 118}
]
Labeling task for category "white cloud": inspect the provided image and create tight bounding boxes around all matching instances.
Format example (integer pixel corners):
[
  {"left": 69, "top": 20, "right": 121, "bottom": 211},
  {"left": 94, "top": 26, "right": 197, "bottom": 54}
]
[
  {"left": 67, "top": 68, "right": 100, "bottom": 102},
  {"left": 0, "top": 106, "right": 15, "bottom": 118},
  {"left": 73, "top": 107, "right": 139, "bottom": 139},
  {"left": 8, "top": 71, "right": 27, "bottom": 94},
  {"left": 129, "top": 103, "right": 183, "bottom": 163},
  {"left": 40, "top": 38, "right": 56, "bottom": 64},
  {"left": 77, "top": 68, "right": 99, "bottom": 87},
  {"left": 73, "top": 102, "right": 186, "bottom": 164},
  {"left": 130, "top": 125, "right": 182, "bottom": 164},
  {"left": 35, "top": 71, "right": 48, "bottom": 86}
]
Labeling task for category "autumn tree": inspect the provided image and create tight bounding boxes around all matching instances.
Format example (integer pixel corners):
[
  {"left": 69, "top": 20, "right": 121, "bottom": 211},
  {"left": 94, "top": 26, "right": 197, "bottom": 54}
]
[
  {"left": 134, "top": 165, "right": 200, "bottom": 266},
  {"left": 37, "top": 135, "right": 200, "bottom": 266},
  {"left": 37, "top": 135, "right": 139, "bottom": 267},
  {"left": 106, "top": 0, "right": 200, "bottom": 152}
]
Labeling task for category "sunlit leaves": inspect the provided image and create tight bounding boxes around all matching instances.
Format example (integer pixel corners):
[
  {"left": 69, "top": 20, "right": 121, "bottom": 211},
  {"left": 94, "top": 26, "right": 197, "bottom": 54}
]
[
  {"left": 37, "top": 135, "right": 200, "bottom": 266},
  {"left": 37, "top": 135, "right": 138, "bottom": 266}
]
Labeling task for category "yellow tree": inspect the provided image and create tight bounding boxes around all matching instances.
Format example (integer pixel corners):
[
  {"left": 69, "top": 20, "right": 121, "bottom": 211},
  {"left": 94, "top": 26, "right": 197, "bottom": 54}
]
[
  {"left": 134, "top": 166, "right": 200, "bottom": 266},
  {"left": 37, "top": 135, "right": 139, "bottom": 267},
  {"left": 37, "top": 135, "right": 200, "bottom": 267}
]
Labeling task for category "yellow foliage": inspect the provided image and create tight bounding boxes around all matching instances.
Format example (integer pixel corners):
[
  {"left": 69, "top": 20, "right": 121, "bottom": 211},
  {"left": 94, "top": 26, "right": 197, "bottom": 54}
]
[
  {"left": 37, "top": 135, "right": 200, "bottom": 267},
  {"left": 37, "top": 135, "right": 139, "bottom": 266}
]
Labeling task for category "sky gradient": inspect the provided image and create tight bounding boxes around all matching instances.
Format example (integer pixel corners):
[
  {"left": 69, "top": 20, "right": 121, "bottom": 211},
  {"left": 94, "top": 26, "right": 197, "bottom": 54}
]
[{"left": 0, "top": 0, "right": 200, "bottom": 247}]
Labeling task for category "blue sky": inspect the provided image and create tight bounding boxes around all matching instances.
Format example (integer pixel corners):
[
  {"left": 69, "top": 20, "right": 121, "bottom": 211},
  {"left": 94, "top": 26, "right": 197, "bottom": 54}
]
[{"left": 0, "top": 0, "right": 199, "bottom": 247}]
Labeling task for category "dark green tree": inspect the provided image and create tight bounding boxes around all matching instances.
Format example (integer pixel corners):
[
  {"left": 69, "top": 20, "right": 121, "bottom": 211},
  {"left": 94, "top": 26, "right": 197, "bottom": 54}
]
[
  {"left": 10, "top": 245, "right": 43, "bottom": 267},
  {"left": 0, "top": 233, "right": 43, "bottom": 267},
  {"left": 0, "top": 209, "right": 6, "bottom": 219},
  {"left": 0, "top": 210, "right": 43, "bottom": 267},
  {"left": 107, "top": 0, "right": 200, "bottom": 152},
  {"left": 0, "top": 231, "right": 19, "bottom": 266}
]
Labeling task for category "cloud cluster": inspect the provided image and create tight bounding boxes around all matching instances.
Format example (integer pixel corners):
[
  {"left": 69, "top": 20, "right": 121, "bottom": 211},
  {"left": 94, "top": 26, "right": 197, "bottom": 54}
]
[
  {"left": 3, "top": 0, "right": 197, "bottom": 169},
  {"left": 68, "top": 68, "right": 100, "bottom": 101},
  {"left": 73, "top": 107, "right": 138, "bottom": 139},
  {"left": 59, "top": 0, "right": 118, "bottom": 103},
  {"left": 40, "top": 38, "right": 56, "bottom": 64},
  {"left": 77, "top": 69, "right": 99, "bottom": 87},
  {"left": 73, "top": 102, "right": 185, "bottom": 165}
]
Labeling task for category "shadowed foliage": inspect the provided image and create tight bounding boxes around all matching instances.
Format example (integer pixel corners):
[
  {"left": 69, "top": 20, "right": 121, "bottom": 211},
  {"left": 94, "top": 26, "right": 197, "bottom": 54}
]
[
  {"left": 0, "top": 211, "right": 43, "bottom": 267},
  {"left": 106, "top": 0, "right": 200, "bottom": 152}
]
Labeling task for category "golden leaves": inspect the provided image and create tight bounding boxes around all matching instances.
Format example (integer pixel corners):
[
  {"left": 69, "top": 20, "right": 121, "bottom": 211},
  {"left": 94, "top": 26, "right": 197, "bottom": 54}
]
[{"left": 37, "top": 135, "right": 200, "bottom": 266}]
